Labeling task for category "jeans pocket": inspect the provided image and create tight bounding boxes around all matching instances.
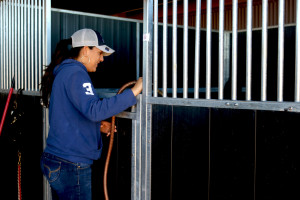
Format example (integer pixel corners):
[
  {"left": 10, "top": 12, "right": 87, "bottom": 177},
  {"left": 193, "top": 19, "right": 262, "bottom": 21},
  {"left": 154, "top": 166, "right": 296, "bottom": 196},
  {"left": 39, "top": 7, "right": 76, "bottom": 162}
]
[{"left": 41, "top": 157, "right": 61, "bottom": 183}]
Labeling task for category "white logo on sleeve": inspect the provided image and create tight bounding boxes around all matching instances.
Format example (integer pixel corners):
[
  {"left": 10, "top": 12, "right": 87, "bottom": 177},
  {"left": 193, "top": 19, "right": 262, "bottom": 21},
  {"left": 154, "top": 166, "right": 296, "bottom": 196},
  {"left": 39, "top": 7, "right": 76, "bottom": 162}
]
[{"left": 82, "top": 83, "right": 94, "bottom": 95}]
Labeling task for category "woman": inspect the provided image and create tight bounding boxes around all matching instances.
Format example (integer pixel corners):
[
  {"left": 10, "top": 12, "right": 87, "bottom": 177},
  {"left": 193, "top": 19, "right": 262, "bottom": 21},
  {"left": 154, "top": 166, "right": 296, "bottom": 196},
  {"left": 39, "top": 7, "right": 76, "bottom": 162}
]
[{"left": 40, "top": 28, "right": 143, "bottom": 200}]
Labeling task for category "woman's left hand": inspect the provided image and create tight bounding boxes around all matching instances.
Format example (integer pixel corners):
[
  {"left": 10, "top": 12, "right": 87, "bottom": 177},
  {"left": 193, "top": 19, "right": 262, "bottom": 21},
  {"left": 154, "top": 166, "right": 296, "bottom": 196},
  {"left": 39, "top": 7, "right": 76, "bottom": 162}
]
[{"left": 100, "top": 121, "right": 117, "bottom": 137}]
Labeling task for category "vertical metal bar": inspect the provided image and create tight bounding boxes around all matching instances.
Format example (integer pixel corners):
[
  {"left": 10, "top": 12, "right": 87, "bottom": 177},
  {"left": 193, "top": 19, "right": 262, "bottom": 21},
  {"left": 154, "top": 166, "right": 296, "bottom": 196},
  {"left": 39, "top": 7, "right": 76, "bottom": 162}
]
[
  {"left": 42, "top": 107, "right": 51, "bottom": 200},
  {"left": 172, "top": 0, "right": 177, "bottom": 98},
  {"left": 38, "top": 0, "right": 41, "bottom": 90},
  {"left": 45, "top": 0, "right": 51, "bottom": 67},
  {"left": 277, "top": 0, "right": 285, "bottom": 102},
  {"left": 153, "top": 0, "right": 158, "bottom": 97},
  {"left": 17, "top": 0, "right": 21, "bottom": 89},
  {"left": 8, "top": 0, "right": 12, "bottom": 88},
  {"left": 261, "top": 0, "right": 268, "bottom": 101},
  {"left": 43, "top": 1, "right": 51, "bottom": 200},
  {"left": 42, "top": 0, "right": 45, "bottom": 77},
  {"left": 35, "top": 0, "right": 37, "bottom": 91},
  {"left": 1, "top": 1, "right": 3, "bottom": 87},
  {"left": 163, "top": 0, "right": 168, "bottom": 97},
  {"left": 142, "top": 0, "right": 153, "bottom": 199},
  {"left": 12, "top": 0, "right": 15, "bottom": 83},
  {"left": 296, "top": 0, "right": 300, "bottom": 102},
  {"left": 7, "top": 0, "right": 9, "bottom": 88},
  {"left": 14, "top": 0, "right": 17, "bottom": 85},
  {"left": 218, "top": 0, "right": 224, "bottom": 100},
  {"left": 21, "top": 0, "right": 24, "bottom": 89},
  {"left": 194, "top": 0, "right": 201, "bottom": 99},
  {"left": 24, "top": 0, "right": 28, "bottom": 90},
  {"left": 183, "top": 0, "right": 188, "bottom": 98},
  {"left": 136, "top": 22, "right": 140, "bottom": 81},
  {"left": 0, "top": 1, "right": 3, "bottom": 89},
  {"left": 232, "top": 0, "right": 238, "bottom": 100},
  {"left": 5, "top": 0, "right": 8, "bottom": 89},
  {"left": 131, "top": 96, "right": 142, "bottom": 200},
  {"left": 31, "top": 0, "right": 34, "bottom": 90},
  {"left": 246, "top": 0, "right": 253, "bottom": 101},
  {"left": 206, "top": 0, "right": 211, "bottom": 99},
  {"left": 28, "top": 0, "right": 31, "bottom": 90}
]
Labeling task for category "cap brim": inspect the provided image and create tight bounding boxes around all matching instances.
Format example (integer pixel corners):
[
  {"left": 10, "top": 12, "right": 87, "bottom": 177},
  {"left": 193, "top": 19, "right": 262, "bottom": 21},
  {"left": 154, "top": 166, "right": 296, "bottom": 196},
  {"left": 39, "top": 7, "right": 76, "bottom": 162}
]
[{"left": 97, "top": 45, "right": 115, "bottom": 56}]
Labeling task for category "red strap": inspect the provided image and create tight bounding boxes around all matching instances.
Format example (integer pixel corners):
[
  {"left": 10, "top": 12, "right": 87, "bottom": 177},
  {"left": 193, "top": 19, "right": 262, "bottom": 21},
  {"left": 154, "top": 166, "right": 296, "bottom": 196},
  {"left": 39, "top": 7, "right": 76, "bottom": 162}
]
[{"left": 0, "top": 87, "right": 14, "bottom": 136}]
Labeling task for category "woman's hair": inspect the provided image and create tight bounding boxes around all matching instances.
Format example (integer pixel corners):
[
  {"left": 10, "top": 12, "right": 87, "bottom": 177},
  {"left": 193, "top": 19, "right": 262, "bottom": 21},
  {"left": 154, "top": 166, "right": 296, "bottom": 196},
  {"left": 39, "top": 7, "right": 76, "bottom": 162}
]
[{"left": 40, "top": 38, "right": 83, "bottom": 107}]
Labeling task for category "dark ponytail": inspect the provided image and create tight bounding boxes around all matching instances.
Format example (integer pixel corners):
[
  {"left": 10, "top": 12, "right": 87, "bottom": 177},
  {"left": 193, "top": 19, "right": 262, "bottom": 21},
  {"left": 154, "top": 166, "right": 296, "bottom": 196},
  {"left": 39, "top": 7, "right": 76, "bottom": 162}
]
[{"left": 40, "top": 38, "right": 82, "bottom": 107}]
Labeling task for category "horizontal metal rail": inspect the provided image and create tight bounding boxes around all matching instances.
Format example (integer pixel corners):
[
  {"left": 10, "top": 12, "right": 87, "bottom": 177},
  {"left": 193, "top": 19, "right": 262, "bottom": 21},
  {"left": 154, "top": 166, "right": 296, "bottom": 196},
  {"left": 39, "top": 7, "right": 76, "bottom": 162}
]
[{"left": 147, "top": 96, "right": 300, "bottom": 113}]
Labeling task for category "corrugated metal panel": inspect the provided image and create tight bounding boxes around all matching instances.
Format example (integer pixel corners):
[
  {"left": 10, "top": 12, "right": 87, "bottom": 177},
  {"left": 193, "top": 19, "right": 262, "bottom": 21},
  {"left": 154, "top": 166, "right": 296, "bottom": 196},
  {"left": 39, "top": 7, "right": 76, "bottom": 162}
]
[
  {"left": 51, "top": 9, "right": 142, "bottom": 89},
  {"left": 0, "top": 0, "right": 46, "bottom": 92}
]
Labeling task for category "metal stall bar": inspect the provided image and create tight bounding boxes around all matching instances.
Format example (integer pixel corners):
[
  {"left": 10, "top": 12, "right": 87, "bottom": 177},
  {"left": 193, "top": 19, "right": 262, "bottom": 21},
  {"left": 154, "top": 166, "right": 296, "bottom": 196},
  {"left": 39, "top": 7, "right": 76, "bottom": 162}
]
[
  {"left": 7, "top": 1, "right": 10, "bottom": 88},
  {"left": 21, "top": 0, "right": 24, "bottom": 89},
  {"left": 295, "top": 0, "right": 300, "bottom": 102},
  {"left": 27, "top": 0, "right": 30, "bottom": 90},
  {"left": 261, "top": 0, "right": 268, "bottom": 101},
  {"left": 206, "top": 0, "right": 211, "bottom": 99},
  {"left": 218, "top": 0, "right": 224, "bottom": 100},
  {"left": 141, "top": 0, "right": 153, "bottom": 199},
  {"left": 153, "top": 0, "right": 158, "bottom": 97},
  {"left": 163, "top": 0, "right": 168, "bottom": 97},
  {"left": 0, "top": 1, "right": 3, "bottom": 89},
  {"left": 5, "top": 1, "right": 8, "bottom": 89},
  {"left": 194, "top": 0, "right": 201, "bottom": 99},
  {"left": 277, "top": 0, "right": 285, "bottom": 102},
  {"left": 183, "top": 0, "right": 188, "bottom": 98},
  {"left": 42, "top": 0, "right": 51, "bottom": 200},
  {"left": 42, "top": 0, "right": 45, "bottom": 78},
  {"left": 28, "top": 0, "right": 34, "bottom": 90},
  {"left": 24, "top": 0, "right": 27, "bottom": 90},
  {"left": 4, "top": 1, "right": 7, "bottom": 89},
  {"left": 136, "top": 22, "right": 140, "bottom": 80},
  {"left": 131, "top": 96, "right": 142, "bottom": 200},
  {"left": 38, "top": 0, "right": 42, "bottom": 90},
  {"left": 246, "top": 0, "right": 253, "bottom": 101},
  {"left": 44, "top": 0, "right": 51, "bottom": 72},
  {"left": 14, "top": 0, "right": 17, "bottom": 86},
  {"left": 16, "top": 1, "right": 19, "bottom": 86},
  {"left": 12, "top": 0, "right": 15, "bottom": 84},
  {"left": 31, "top": 0, "right": 34, "bottom": 90},
  {"left": 34, "top": 0, "right": 38, "bottom": 90},
  {"left": 8, "top": 0, "right": 12, "bottom": 88},
  {"left": 17, "top": 0, "right": 21, "bottom": 89},
  {"left": 232, "top": 0, "right": 238, "bottom": 100},
  {"left": 172, "top": 0, "right": 177, "bottom": 98}
]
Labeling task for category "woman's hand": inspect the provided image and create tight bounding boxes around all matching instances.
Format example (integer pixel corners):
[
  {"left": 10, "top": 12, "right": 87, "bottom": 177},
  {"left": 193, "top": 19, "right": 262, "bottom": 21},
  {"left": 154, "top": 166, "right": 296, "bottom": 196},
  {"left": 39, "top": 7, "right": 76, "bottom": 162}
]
[
  {"left": 131, "top": 77, "right": 143, "bottom": 96},
  {"left": 100, "top": 121, "right": 117, "bottom": 137}
]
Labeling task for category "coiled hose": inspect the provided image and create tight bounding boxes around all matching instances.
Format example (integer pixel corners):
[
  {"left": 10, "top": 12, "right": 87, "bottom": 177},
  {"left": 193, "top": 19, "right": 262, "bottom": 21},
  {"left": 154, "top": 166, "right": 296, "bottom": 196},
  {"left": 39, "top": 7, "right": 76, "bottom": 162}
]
[{"left": 103, "top": 80, "right": 137, "bottom": 200}]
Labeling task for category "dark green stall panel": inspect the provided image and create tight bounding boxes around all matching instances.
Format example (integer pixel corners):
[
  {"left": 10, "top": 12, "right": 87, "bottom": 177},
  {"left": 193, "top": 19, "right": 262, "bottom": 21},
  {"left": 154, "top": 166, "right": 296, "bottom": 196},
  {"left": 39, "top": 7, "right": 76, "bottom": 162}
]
[
  {"left": 256, "top": 111, "right": 298, "bottom": 200},
  {"left": 0, "top": 93, "right": 43, "bottom": 199},
  {"left": 152, "top": 105, "right": 209, "bottom": 200},
  {"left": 152, "top": 105, "right": 298, "bottom": 200},
  {"left": 210, "top": 109, "right": 255, "bottom": 200}
]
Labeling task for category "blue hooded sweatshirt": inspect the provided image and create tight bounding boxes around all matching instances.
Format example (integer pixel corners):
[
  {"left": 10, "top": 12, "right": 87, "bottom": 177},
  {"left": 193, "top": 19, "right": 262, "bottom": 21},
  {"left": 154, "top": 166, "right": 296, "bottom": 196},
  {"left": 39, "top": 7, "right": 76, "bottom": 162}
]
[{"left": 44, "top": 59, "right": 137, "bottom": 164}]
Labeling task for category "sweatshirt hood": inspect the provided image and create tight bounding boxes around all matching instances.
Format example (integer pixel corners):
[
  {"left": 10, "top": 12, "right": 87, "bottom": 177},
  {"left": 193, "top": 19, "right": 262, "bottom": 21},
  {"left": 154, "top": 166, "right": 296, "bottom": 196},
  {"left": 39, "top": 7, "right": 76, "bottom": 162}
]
[{"left": 53, "top": 59, "right": 87, "bottom": 77}]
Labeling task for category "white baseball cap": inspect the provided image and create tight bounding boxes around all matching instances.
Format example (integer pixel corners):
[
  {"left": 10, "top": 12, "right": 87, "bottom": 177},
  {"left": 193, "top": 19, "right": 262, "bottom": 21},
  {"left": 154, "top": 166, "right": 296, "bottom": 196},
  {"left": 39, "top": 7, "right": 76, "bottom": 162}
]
[{"left": 71, "top": 28, "right": 115, "bottom": 56}]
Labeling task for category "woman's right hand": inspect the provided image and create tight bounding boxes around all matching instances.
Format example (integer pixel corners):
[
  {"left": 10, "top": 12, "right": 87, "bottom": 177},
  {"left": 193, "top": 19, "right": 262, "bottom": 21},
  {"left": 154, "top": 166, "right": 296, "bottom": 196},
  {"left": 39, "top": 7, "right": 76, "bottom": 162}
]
[{"left": 131, "top": 77, "right": 143, "bottom": 96}]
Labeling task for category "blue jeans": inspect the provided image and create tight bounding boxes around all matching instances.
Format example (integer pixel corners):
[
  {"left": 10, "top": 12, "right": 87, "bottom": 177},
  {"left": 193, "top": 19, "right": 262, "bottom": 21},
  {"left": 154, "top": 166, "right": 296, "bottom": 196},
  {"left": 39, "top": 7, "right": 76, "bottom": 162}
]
[{"left": 40, "top": 152, "right": 92, "bottom": 200}]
